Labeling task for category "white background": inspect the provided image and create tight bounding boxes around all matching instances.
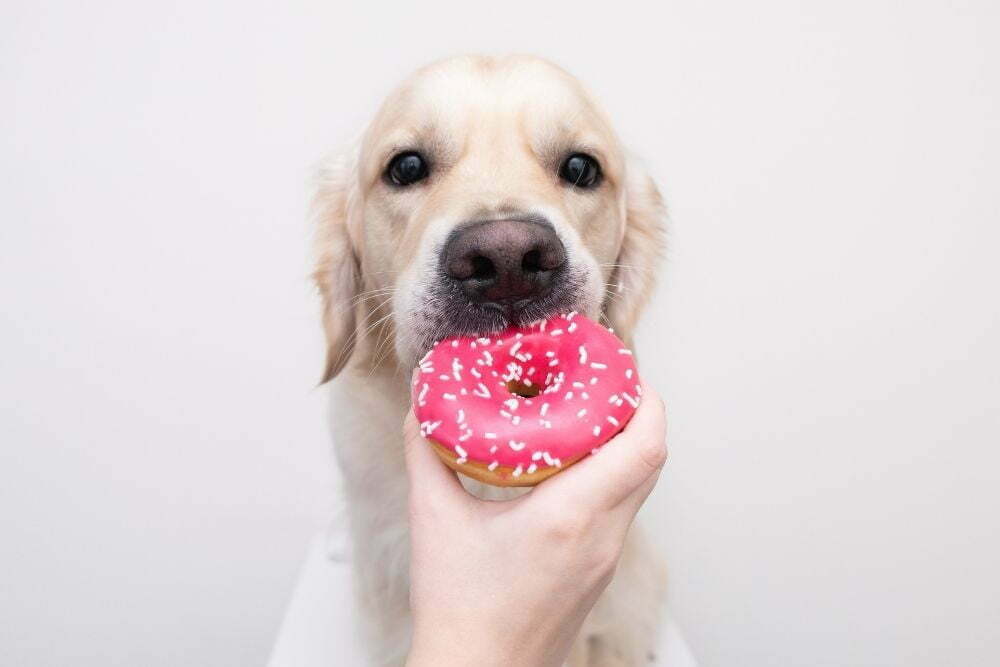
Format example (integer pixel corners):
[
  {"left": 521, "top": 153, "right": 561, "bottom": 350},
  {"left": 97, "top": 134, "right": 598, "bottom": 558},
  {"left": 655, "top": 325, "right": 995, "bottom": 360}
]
[{"left": 2, "top": 2, "right": 998, "bottom": 666}]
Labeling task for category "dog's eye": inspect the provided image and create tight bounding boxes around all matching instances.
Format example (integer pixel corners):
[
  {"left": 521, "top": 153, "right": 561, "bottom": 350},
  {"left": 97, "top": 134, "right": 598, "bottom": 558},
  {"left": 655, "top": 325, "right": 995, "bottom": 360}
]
[
  {"left": 559, "top": 153, "right": 601, "bottom": 188},
  {"left": 386, "top": 152, "right": 429, "bottom": 186}
]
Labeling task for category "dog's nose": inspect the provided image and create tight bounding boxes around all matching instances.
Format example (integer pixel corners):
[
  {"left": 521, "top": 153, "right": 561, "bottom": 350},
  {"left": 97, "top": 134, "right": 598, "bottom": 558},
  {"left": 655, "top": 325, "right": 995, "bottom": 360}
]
[{"left": 442, "top": 219, "right": 566, "bottom": 306}]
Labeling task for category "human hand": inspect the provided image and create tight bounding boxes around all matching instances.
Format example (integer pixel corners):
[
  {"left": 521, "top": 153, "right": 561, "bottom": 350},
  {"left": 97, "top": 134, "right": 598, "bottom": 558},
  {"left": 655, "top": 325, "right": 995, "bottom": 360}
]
[{"left": 403, "top": 381, "right": 667, "bottom": 667}]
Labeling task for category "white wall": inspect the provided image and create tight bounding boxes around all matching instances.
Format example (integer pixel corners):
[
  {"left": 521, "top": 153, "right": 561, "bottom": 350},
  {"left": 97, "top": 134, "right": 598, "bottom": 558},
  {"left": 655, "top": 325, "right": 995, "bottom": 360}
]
[{"left": 2, "top": 2, "right": 997, "bottom": 666}]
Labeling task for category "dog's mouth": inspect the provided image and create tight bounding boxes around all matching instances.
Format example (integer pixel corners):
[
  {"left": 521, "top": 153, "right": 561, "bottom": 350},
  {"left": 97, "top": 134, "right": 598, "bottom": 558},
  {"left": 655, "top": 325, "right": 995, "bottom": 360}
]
[{"left": 410, "top": 269, "right": 587, "bottom": 351}]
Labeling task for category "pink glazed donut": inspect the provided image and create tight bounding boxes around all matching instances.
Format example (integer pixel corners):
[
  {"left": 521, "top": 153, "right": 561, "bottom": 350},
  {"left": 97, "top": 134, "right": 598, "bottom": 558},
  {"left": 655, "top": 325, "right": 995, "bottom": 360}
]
[{"left": 411, "top": 312, "right": 642, "bottom": 486}]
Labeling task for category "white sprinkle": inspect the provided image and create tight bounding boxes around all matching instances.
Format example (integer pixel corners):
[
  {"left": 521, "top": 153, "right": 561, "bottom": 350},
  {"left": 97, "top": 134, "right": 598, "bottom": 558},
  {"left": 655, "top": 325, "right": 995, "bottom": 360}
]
[
  {"left": 622, "top": 391, "right": 639, "bottom": 408},
  {"left": 540, "top": 320, "right": 547, "bottom": 331},
  {"left": 590, "top": 376, "right": 598, "bottom": 385},
  {"left": 579, "top": 345, "right": 588, "bottom": 365},
  {"left": 608, "top": 393, "right": 620, "bottom": 404},
  {"left": 452, "top": 357, "right": 463, "bottom": 380},
  {"left": 439, "top": 374, "right": 451, "bottom": 381},
  {"left": 451, "top": 340, "right": 459, "bottom": 348},
  {"left": 550, "top": 329, "right": 564, "bottom": 336},
  {"left": 485, "top": 433, "right": 497, "bottom": 440},
  {"left": 421, "top": 367, "right": 435, "bottom": 374},
  {"left": 477, "top": 337, "right": 491, "bottom": 345},
  {"left": 572, "top": 381, "right": 585, "bottom": 389},
  {"left": 590, "top": 362, "right": 608, "bottom": 370},
  {"left": 542, "top": 452, "right": 555, "bottom": 466},
  {"left": 457, "top": 409, "right": 465, "bottom": 423},
  {"left": 592, "top": 425, "right": 601, "bottom": 437},
  {"left": 607, "top": 415, "right": 620, "bottom": 426},
  {"left": 460, "top": 388, "right": 467, "bottom": 395},
  {"left": 522, "top": 379, "right": 532, "bottom": 387},
  {"left": 625, "top": 368, "right": 633, "bottom": 379},
  {"left": 419, "top": 350, "right": 434, "bottom": 365},
  {"left": 515, "top": 332, "right": 523, "bottom": 339},
  {"left": 509, "top": 440, "right": 526, "bottom": 451},
  {"left": 417, "top": 383, "right": 429, "bottom": 406},
  {"left": 526, "top": 366, "right": 535, "bottom": 376},
  {"left": 512, "top": 416, "right": 521, "bottom": 426},
  {"left": 443, "top": 393, "right": 457, "bottom": 401},
  {"left": 548, "top": 359, "right": 559, "bottom": 367},
  {"left": 568, "top": 322, "right": 578, "bottom": 333},
  {"left": 504, "top": 398, "right": 519, "bottom": 411},
  {"left": 488, "top": 461, "right": 499, "bottom": 471},
  {"left": 455, "top": 444, "right": 468, "bottom": 458},
  {"left": 565, "top": 392, "right": 574, "bottom": 400},
  {"left": 577, "top": 408, "right": 587, "bottom": 418},
  {"left": 500, "top": 410, "right": 513, "bottom": 419},
  {"left": 471, "top": 367, "right": 482, "bottom": 378},
  {"left": 566, "top": 311, "right": 578, "bottom": 319},
  {"left": 581, "top": 392, "right": 589, "bottom": 400},
  {"left": 473, "top": 383, "right": 492, "bottom": 398},
  {"left": 618, "top": 348, "right": 633, "bottom": 355},
  {"left": 540, "top": 403, "right": 549, "bottom": 416},
  {"left": 483, "top": 351, "right": 494, "bottom": 366},
  {"left": 509, "top": 341, "right": 522, "bottom": 357},
  {"left": 423, "top": 420, "right": 442, "bottom": 435},
  {"left": 545, "top": 351, "right": 555, "bottom": 358},
  {"left": 635, "top": 384, "right": 643, "bottom": 395},
  {"left": 458, "top": 431, "right": 472, "bottom": 442},
  {"left": 543, "top": 420, "right": 553, "bottom": 428},
  {"left": 527, "top": 463, "right": 538, "bottom": 474},
  {"left": 532, "top": 451, "right": 543, "bottom": 461},
  {"left": 512, "top": 464, "right": 523, "bottom": 477}
]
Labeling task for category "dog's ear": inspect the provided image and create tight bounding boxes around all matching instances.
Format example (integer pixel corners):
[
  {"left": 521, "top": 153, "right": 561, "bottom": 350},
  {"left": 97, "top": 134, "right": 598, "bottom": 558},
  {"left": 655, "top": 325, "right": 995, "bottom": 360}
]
[
  {"left": 312, "top": 150, "right": 362, "bottom": 383},
  {"left": 603, "top": 155, "right": 667, "bottom": 344}
]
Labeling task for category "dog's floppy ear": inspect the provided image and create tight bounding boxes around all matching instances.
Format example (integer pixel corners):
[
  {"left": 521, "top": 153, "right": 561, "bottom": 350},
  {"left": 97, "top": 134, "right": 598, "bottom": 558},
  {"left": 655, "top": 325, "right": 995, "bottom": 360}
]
[
  {"left": 603, "top": 155, "right": 667, "bottom": 344},
  {"left": 312, "top": 150, "right": 362, "bottom": 383}
]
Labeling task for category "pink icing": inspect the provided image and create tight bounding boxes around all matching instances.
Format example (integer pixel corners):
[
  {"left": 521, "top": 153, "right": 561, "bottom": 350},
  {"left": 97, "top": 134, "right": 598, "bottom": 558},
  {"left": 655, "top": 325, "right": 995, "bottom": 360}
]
[{"left": 411, "top": 312, "right": 641, "bottom": 472}]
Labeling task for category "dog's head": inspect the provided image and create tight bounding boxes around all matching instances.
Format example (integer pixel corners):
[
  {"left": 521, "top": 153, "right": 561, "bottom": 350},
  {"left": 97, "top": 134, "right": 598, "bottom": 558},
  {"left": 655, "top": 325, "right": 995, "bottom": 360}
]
[{"left": 314, "top": 55, "right": 665, "bottom": 381}]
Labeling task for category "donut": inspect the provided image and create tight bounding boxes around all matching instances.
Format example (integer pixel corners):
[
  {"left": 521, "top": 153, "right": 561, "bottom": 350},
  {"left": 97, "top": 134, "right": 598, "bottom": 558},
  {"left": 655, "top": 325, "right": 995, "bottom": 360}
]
[{"left": 411, "top": 312, "right": 642, "bottom": 486}]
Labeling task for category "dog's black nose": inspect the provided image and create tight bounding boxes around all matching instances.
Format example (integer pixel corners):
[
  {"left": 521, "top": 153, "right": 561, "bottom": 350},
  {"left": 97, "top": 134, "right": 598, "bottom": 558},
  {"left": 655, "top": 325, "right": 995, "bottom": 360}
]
[{"left": 442, "top": 219, "right": 566, "bottom": 307}]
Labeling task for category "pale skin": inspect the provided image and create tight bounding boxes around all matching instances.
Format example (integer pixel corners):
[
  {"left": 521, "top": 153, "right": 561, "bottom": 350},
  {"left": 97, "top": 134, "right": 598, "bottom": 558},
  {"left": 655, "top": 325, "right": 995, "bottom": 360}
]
[{"left": 403, "top": 381, "right": 668, "bottom": 667}]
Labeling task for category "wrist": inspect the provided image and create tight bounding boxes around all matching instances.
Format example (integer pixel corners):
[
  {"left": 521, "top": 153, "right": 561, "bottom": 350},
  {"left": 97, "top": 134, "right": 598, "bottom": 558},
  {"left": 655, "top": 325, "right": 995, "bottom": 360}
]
[{"left": 407, "top": 623, "right": 566, "bottom": 667}]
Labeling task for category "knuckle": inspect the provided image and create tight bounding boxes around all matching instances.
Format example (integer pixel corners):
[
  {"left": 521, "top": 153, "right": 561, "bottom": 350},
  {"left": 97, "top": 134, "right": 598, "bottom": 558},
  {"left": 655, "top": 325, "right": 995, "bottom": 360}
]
[
  {"left": 545, "top": 509, "right": 591, "bottom": 543},
  {"left": 638, "top": 434, "right": 668, "bottom": 472},
  {"left": 586, "top": 541, "right": 623, "bottom": 581}
]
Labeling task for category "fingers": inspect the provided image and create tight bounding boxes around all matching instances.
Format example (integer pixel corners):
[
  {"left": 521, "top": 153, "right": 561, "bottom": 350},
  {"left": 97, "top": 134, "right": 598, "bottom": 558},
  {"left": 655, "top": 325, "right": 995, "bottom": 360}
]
[
  {"left": 536, "top": 381, "right": 667, "bottom": 512},
  {"left": 402, "top": 409, "right": 471, "bottom": 515}
]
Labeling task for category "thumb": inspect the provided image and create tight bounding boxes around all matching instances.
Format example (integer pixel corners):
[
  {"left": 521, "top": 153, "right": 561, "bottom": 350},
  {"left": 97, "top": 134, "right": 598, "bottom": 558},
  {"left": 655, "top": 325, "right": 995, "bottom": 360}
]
[{"left": 533, "top": 381, "right": 667, "bottom": 512}]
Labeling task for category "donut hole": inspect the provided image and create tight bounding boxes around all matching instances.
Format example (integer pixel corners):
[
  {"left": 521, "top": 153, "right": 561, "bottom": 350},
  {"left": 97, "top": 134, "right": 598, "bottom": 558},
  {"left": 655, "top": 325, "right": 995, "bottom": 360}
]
[{"left": 506, "top": 379, "right": 541, "bottom": 398}]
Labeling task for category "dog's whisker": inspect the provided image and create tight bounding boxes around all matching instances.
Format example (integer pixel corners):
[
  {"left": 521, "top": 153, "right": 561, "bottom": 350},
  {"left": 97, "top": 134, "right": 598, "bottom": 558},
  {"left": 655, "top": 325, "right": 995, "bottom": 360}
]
[
  {"left": 600, "top": 263, "right": 656, "bottom": 279},
  {"left": 325, "top": 287, "right": 397, "bottom": 317},
  {"left": 367, "top": 316, "right": 399, "bottom": 376},
  {"left": 329, "top": 294, "right": 397, "bottom": 371}
]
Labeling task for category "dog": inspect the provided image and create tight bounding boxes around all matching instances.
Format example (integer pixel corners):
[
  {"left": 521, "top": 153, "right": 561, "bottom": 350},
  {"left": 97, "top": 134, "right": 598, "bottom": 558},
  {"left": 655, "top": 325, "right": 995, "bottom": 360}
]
[{"left": 313, "top": 54, "right": 667, "bottom": 666}]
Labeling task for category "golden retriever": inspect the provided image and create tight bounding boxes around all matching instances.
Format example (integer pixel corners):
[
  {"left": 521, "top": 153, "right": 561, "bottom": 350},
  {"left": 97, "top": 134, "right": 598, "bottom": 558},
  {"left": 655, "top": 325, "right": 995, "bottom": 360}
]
[{"left": 313, "top": 54, "right": 666, "bottom": 666}]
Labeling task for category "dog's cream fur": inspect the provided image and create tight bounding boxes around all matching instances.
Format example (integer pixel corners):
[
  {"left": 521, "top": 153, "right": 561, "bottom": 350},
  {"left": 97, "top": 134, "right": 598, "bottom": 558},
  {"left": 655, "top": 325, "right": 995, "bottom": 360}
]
[{"left": 313, "top": 55, "right": 667, "bottom": 666}]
